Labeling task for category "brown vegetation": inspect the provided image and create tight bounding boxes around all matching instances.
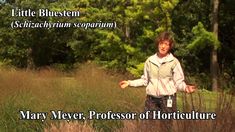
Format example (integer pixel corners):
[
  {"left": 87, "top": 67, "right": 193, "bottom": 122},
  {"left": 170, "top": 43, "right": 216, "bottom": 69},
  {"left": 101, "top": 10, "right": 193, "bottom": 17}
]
[{"left": 0, "top": 63, "right": 234, "bottom": 132}]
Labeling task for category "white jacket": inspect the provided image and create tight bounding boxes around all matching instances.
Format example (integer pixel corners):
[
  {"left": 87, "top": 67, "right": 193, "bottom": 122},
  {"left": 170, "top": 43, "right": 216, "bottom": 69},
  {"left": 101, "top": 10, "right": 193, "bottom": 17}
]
[{"left": 129, "top": 53, "right": 187, "bottom": 97}]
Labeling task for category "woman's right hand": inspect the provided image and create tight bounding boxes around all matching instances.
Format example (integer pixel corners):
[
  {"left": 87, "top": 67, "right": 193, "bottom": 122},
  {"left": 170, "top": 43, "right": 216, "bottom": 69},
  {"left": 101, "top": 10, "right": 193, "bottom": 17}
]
[{"left": 119, "top": 80, "right": 129, "bottom": 89}]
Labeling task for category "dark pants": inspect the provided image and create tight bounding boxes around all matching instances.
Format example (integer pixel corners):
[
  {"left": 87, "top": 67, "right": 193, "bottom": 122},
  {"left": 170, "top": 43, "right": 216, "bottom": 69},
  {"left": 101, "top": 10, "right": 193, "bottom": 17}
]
[
  {"left": 144, "top": 94, "right": 177, "bottom": 112},
  {"left": 144, "top": 94, "right": 177, "bottom": 132}
]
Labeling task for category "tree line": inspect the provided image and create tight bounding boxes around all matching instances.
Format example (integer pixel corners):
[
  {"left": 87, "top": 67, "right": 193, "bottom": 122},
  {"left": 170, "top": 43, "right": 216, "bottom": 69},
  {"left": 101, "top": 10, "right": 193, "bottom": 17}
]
[{"left": 0, "top": 0, "right": 234, "bottom": 91}]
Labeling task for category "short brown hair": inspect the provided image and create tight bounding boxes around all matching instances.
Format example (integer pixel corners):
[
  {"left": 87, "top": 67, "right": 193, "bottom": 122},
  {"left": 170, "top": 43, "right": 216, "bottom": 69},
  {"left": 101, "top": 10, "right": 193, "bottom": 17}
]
[{"left": 155, "top": 31, "right": 175, "bottom": 50}]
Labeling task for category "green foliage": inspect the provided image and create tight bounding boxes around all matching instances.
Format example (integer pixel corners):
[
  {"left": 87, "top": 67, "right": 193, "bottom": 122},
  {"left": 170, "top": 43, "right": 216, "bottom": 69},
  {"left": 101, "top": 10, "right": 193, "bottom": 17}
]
[
  {"left": 0, "top": 0, "right": 180, "bottom": 72},
  {"left": 127, "top": 62, "right": 144, "bottom": 77},
  {"left": 187, "top": 22, "right": 221, "bottom": 51}
]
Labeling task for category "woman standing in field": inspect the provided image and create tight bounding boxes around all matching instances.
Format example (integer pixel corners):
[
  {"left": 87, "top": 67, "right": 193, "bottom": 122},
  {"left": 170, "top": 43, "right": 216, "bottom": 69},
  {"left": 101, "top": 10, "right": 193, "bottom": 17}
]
[{"left": 119, "top": 31, "right": 196, "bottom": 112}]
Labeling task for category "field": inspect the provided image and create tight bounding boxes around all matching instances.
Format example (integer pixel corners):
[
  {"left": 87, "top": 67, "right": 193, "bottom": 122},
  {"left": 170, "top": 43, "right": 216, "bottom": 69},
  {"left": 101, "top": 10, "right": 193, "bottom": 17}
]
[{"left": 0, "top": 63, "right": 234, "bottom": 132}]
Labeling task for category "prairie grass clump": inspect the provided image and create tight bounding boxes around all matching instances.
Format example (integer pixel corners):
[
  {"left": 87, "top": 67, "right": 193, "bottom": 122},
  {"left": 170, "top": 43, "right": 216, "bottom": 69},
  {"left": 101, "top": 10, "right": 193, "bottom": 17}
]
[{"left": 44, "top": 121, "right": 95, "bottom": 132}]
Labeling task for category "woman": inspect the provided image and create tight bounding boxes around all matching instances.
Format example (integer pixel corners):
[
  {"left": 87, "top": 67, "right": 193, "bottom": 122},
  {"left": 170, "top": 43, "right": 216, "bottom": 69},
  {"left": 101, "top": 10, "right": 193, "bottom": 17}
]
[{"left": 119, "top": 31, "right": 196, "bottom": 112}]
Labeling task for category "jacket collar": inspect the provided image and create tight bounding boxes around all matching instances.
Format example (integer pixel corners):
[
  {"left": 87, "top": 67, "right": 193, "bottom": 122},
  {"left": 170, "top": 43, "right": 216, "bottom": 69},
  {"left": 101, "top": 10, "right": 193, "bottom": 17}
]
[{"left": 149, "top": 53, "right": 174, "bottom": 67}]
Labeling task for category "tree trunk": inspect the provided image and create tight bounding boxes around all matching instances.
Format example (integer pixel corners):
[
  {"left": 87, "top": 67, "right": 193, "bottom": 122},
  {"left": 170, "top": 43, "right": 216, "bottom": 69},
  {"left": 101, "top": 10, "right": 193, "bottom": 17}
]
[
  {"left": 211, "top": 49, "right": 218, "bottom": 91},
  {"left": 211, "top": 0, "right": 219, "bottom": 91},
  {"left": 27, "top": 47, "right": 35, "bottom": 70}
]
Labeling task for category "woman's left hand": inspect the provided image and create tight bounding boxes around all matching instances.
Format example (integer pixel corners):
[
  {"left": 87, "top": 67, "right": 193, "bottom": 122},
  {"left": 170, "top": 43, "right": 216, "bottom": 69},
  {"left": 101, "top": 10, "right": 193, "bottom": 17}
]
[{"left": 185, "top": 85, "right": 196, "bottom": 93}]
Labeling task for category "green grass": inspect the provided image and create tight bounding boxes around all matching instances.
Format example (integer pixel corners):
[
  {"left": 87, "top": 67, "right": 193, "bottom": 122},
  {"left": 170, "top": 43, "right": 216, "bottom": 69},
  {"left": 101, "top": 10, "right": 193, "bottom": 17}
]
[{"left": 0, "top": 63, "right": 234, "bottom": 132}]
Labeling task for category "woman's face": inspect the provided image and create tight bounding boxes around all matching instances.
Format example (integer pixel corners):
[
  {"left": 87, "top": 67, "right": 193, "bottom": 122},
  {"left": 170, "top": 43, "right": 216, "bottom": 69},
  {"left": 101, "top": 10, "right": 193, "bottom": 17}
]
[{"left": 158, "top": 40, "right": 170, "bottom": 57}]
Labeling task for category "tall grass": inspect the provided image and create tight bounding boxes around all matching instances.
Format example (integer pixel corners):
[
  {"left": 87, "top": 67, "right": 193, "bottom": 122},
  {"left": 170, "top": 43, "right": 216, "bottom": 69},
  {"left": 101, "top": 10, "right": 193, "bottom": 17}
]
[
  {"left": 0, "top": 63, "right": 234, "bottom": 132},
  {"left": 0, "top": 63, "right": 145, "bottom": 131}
]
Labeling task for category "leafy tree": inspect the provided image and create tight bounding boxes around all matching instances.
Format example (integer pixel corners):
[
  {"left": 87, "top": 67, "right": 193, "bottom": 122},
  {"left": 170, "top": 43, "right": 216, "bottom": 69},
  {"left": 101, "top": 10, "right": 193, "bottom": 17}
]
[
  {"left": 0, "top": 0, "right": 234, "bottom": 91},
  {"left": 0, "top": 0, "right": 75, "bottom": 68}
]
